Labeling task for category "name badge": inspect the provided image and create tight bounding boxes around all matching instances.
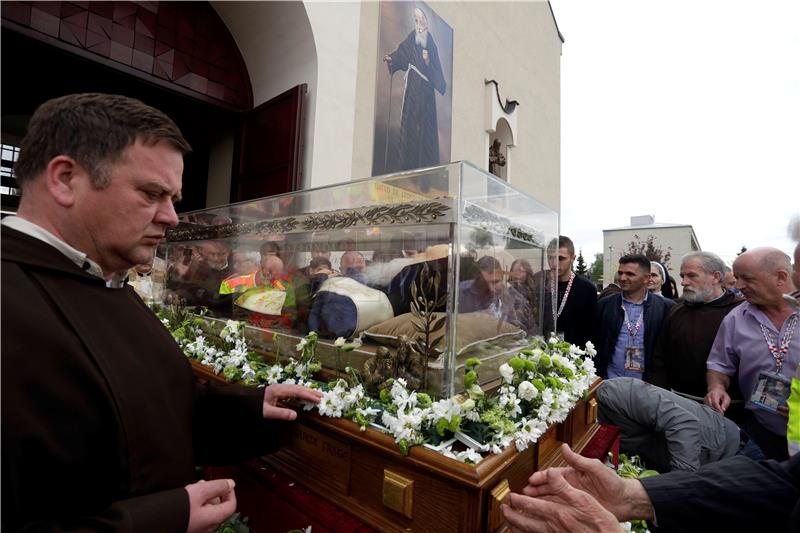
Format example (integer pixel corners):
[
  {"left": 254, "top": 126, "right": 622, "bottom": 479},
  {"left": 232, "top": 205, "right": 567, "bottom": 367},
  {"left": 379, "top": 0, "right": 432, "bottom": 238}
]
[
  {"left": 750, "top": 371, "right": 791, "bottom": 414},
  {"left": 624, "top": 346, "right": 645, "bottom": 372}
]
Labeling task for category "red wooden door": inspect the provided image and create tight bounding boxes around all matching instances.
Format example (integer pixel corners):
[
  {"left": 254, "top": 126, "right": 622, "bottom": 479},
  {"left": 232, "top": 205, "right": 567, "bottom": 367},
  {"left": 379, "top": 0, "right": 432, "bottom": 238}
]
[{"left": 232, "top": 84, "right": 306, "bottom": 202}]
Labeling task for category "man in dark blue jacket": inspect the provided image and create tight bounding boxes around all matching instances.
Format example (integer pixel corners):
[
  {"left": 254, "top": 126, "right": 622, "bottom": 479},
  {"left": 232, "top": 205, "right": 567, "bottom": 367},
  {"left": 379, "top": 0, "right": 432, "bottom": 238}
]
[{"left": 592, "top": 254, "right": 675, "bottom": 380}]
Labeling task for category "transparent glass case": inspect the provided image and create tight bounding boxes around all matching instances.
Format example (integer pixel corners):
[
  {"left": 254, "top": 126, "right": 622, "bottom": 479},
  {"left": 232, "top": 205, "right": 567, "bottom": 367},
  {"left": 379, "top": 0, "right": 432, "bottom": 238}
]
[{"left": 154, "top": 162, "right": 558, "bottom": 398}]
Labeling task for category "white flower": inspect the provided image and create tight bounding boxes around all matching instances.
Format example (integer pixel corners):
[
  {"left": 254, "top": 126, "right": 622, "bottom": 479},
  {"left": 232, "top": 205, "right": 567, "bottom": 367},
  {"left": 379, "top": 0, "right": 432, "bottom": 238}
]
[
  {"left": 537, "top": 403, "right": 551, "bottom": 420},
  {"left": 465, "top": 409, "right": 481, "bottom": 422},
  {"left": 568, "top": 344, "right": 585, "bottom": 356},
  {"left": 541, "top": 388, "right": 555, "bottom": 407},
  {"left": 580, "top": 357, "right": 597, "bottom": 376},
  {"left": 396, "top": 391, "right": 418, "bottom": 413},
  {"left": 241, "top": 362, "right": 255, "bottom": 381},
  {"left": 431, "top": 397, "right": 461, "bottom": 420},
  {"left": 318, "top": 395, "right": 343, "bottom": 418},
  {"left": 458, "top": 448, "right": 484, "bottom": 464},
  {"left": 356, "top": 405, "right": 380, "bottom": 418},
  {"left": 460, "top": 398, "right": 476, "bottom": 412},
  {"left": 265, "top": 365, "right": 283, "bottom": 384},
  {"left": 557, "top": 390, "right": 570, "bottom": 406},
  {"left": 334, "top": 337, "right": 346, "bottom": 347},
  {"left": 499, "top": 363, "right": 514, "bottom": 384},
  {"left": 584, "top": 340, "right": 597, "bottom": 357},
  {"left": 296, "top": 338, "right": 308, "bottom": 352},
  {"left": 518, "top": 380, "right": 538, "bottom": 401}
]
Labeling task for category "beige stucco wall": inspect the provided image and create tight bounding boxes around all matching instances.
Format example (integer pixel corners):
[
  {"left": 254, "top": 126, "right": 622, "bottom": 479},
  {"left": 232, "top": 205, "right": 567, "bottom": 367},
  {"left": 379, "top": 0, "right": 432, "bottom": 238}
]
[{"left": 603, "top": 226, "right": 701, "bottom": 294}]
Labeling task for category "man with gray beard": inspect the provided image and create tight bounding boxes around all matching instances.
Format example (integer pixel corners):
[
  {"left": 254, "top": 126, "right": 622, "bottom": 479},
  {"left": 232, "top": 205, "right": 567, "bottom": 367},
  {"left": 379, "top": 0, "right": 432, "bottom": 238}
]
[
  {"left": 383, "top": 7, "right": 446, "bottom": 171},
  {"left": 649, "top": 252, "right": 744, "bottom": 405}
]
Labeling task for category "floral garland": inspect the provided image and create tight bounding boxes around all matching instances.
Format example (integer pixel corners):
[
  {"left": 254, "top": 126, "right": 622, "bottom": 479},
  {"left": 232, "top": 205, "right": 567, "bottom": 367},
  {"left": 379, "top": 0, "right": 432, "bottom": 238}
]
[
  {"left": 156, "top": 307, "right": 597, "bottom": 464},
  {"left": 155, "top": 306, "right": 321, "bottom": 387}
]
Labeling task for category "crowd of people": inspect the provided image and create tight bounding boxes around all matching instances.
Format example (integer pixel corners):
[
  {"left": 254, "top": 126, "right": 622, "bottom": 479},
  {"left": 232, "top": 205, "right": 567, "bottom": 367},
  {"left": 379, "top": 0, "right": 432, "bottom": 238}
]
[
  {"left": 2, "top": 93, "right": 799, "bottom": 532},
  {"left": 503, "top": 236, "right": 800, "bottom": 532}
]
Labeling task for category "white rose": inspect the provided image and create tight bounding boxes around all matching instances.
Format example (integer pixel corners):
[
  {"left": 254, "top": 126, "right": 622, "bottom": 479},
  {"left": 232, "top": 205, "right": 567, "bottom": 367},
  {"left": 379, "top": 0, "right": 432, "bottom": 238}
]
[
  {"left": 499, "top": 363, "right": 514, "bottom": 384},
  {"left": 518, "top": 380, "right": 538, "bottom": 401}
]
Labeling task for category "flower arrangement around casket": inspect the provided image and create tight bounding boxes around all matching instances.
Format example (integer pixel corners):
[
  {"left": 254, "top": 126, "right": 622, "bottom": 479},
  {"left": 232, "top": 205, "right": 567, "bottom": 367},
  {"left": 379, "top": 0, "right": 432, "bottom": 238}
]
[
  {"left": 155, "top": 306, "right": 321, "bottom": 386},
  {"left": 156, "top": 305, "right": 597, "bottom": 464}
]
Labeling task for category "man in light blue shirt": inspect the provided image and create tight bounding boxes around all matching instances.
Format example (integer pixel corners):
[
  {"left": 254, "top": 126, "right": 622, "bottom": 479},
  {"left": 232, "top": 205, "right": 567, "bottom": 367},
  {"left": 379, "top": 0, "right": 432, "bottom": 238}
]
[{"left": 593, "top": 254, "right": 675, "bottom": 380}]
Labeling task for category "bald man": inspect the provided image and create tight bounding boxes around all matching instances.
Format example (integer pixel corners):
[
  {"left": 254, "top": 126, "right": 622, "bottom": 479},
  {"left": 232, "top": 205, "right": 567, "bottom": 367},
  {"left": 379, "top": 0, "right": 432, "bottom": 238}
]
[{"left": 705, "top": 247, "right": 799, "bottom": 460}]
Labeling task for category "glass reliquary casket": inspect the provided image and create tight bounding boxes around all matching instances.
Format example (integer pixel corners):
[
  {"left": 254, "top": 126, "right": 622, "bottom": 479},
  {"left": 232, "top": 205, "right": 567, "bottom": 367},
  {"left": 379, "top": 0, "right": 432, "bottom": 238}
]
[
  {"left": 150, "top": 162, "right": 603, "bottom": 533},
  {"left": 155, "top": 161, "right": 558, "bottom": 399}
]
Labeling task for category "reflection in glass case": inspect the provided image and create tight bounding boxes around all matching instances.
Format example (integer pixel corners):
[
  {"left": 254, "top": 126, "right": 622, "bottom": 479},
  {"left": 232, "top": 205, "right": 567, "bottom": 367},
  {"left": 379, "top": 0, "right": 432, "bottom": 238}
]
[{"left": 153, "top": 162, "right": 558, "bottom": 398}]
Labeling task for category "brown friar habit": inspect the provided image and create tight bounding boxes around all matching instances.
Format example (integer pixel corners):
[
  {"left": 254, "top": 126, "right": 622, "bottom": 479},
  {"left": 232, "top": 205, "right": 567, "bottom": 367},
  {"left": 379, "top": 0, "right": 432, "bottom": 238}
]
[{"left": 1, "top": 226, "right": 287, "bottom": 532}]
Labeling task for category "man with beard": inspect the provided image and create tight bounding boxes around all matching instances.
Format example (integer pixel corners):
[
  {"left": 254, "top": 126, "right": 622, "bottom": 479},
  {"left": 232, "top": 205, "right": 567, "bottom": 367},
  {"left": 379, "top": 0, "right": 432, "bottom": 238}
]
[
  {"left": 649, "top": 252, "right": 744, "bottom": 408},
  {"left": 383, "top": 7, "right": 447, "bottom": 171},
  {"left": 592, "top": 254, "right": 675, "bottom": 380}
]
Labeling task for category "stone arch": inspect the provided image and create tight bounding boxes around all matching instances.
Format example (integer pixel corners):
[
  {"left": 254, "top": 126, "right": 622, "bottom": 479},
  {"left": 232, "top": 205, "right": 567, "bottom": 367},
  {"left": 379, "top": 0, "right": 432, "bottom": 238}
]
[{"left": 489, "top": 117, "right": 514, "bottom": 181}]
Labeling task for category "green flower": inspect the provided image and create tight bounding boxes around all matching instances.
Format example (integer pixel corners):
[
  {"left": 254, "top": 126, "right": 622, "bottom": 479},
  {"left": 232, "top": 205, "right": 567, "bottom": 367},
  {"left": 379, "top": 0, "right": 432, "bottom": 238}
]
[
  {"left": 223, "top": 364, "right": 242, "bottom": 382},
  {"left": 416, "top": 392, "right": 432, "bottom": 408},
  {"left": 508, "top": 357, "right": 526, "bottom": 373},
  {"left": 465, "top": 357, "right": 482, "bottom": 370}
]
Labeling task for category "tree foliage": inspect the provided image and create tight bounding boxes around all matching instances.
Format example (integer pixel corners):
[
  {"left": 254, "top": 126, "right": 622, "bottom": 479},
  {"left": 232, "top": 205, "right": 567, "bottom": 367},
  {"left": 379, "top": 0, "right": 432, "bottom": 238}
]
[
  {"left": 589, "top": 253, "right": 604, "bottom": 282},
  {"left": 624, "top": 234, "right": 672, "bottom": 269},
  {"left": 575, "top": 249, "right": 588, "bottom": 276}
]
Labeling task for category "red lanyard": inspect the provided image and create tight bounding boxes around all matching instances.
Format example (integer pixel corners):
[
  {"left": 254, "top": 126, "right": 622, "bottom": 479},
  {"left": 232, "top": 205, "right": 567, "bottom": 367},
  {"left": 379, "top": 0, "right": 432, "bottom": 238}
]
[
  {"left": 760, "top": 314, "right": 798, "bottom": 374},
  {"left": 621, "top": 301, "right": 643, "bottom": 339}
]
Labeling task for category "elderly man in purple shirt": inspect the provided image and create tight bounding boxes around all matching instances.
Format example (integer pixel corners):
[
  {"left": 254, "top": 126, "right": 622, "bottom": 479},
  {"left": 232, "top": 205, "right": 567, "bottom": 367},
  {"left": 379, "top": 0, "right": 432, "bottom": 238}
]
[{"left": 705, "top": 247, "right": 799, "bottom": 460}]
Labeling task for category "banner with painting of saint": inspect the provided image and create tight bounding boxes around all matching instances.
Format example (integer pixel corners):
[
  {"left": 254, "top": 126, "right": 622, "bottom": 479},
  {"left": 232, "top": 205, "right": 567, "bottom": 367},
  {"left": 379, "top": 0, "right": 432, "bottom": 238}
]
[{"left": 373, "top": 2, "right": 454, "bottom": 176}]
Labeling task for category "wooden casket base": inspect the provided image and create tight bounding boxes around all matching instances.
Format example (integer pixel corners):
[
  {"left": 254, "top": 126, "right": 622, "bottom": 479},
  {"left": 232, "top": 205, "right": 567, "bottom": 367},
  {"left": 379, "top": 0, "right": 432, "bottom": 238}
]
[{"left": 193, "top": 360, "right": 601, "bottom": 533}]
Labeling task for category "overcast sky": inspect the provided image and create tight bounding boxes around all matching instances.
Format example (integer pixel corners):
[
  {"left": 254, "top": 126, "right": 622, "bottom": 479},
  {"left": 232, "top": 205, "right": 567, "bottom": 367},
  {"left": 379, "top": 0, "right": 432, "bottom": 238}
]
[{"left": 550, "top": 0, "right": 799, "bottom": 267}]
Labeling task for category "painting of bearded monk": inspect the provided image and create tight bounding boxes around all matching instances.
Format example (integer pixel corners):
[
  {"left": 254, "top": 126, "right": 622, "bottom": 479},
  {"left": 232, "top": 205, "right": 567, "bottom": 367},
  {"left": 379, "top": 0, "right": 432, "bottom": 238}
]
[{"left": 373, "top": 2, "right": 453, "bottom": 176}]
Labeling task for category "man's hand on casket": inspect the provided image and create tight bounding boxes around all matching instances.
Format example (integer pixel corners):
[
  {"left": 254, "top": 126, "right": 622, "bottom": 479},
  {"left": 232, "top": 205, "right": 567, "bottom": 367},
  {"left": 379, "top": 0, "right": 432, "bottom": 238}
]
[{"left": 262, "top": 383, "right": 323, "bottom": 420}]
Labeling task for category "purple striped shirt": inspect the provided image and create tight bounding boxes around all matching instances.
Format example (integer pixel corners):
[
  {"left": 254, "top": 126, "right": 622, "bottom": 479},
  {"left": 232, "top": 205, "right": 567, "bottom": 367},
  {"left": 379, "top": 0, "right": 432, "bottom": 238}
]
[{"left": 707, "top": 301, "right": 800, "bottom": 435}]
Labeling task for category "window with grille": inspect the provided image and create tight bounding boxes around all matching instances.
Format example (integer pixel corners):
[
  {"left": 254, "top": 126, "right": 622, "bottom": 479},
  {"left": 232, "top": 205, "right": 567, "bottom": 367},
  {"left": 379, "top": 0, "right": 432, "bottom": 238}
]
[{"left": 1, "top": 143, "right": 21, "bottom": 197}]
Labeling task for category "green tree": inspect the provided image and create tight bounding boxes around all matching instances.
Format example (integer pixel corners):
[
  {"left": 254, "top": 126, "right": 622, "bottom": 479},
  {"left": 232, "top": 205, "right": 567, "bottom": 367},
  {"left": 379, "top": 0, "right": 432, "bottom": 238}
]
[
  {"left": 589, "top": 253, "right": 604, "bottom": 282},
  {"left": 625, "top": 234, "right": 672, "bottom": 269},
  {"left": 575, "top": 249, "right": 588, "bottom": 276}
]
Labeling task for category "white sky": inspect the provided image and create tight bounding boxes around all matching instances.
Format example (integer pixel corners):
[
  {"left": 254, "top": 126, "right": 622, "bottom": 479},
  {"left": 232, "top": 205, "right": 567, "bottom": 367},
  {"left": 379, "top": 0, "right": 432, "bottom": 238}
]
[{"left": 550, "top": 0, "right": 799, "bottom": 267}]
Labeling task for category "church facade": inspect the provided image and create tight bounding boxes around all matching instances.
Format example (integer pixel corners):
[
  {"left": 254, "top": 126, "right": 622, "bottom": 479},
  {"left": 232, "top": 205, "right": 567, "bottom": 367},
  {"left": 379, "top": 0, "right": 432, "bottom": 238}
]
[{"left": 1, "top": 1, "right": 562, "bottom": 214}]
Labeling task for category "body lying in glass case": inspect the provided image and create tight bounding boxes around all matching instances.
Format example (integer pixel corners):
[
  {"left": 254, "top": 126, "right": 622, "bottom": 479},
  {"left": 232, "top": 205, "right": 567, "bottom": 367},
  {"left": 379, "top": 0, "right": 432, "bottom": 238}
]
[{"left": 149, "top": 162, "right": 559, "bottom": 398}]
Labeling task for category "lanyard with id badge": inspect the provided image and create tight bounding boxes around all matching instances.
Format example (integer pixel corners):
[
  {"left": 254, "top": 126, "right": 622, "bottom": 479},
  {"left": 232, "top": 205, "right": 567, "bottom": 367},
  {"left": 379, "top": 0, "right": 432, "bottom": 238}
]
[
  {"left": 622, "top": 302, "right": 645, "bottom": 372},
  {"left": 750, "top": 314, "right": 797, "bottom": 413},
  {"left": 551, "top": 272, "right": 575, "bottom": 341}
]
